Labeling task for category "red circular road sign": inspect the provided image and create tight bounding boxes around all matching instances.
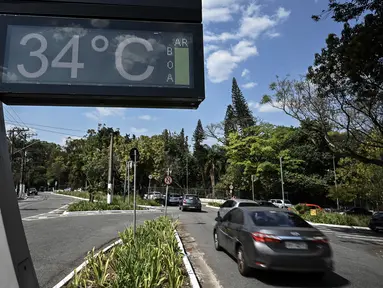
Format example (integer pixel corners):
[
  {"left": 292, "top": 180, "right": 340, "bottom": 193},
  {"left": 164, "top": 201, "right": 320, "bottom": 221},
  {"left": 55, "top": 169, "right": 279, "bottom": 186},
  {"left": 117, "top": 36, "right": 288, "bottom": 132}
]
[{"left": 164, "top": 176, "right": 172, "bottom": 185}]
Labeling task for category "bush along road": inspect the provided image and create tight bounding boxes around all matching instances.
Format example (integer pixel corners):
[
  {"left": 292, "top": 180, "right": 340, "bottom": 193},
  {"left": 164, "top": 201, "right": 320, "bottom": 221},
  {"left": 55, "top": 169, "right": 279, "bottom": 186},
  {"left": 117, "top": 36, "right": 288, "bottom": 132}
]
[{"left": 64, "top": 217, "right": 192, "bottom": 288}]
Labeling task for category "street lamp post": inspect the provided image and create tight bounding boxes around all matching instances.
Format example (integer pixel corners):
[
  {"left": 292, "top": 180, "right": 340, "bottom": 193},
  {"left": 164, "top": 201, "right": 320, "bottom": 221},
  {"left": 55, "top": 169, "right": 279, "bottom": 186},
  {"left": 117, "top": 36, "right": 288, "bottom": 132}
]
[
  {"left": 251, "top": 175, "right": 256, "bottom": 201},
  {"left": 280, "top": 156, "right": 285, "bottom": 207},
  {"left": 148, "top": 174, "right": 152, "bottom": 194},
  {"left": 332, "top": 155, "right": 339, "bottom": 210}
]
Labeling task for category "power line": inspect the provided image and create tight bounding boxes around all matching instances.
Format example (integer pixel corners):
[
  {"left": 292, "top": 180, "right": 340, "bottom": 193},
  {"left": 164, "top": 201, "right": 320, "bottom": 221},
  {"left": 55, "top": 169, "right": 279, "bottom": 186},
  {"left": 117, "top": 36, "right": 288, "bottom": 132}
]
[
  {"left": 5, "top": 121, "right": 85, "bottom": 138},
  {"left": 5, "top": 119, "right": 86, "bottom": 133},
  {"left": 7, "top": 106, "right": 28, "bottom": 128}
]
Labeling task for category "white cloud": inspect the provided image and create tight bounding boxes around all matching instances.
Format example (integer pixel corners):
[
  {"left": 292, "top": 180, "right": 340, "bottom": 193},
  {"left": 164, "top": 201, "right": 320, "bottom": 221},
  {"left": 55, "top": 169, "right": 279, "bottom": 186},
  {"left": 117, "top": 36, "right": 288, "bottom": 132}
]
[
  {"left": 267, "top": 31, "right": 281, "bottom": 38},
  {"left": 138, "top": 115, "right": 154, "bottom": 121},
  {"left": 85, "top": 107, "right": 125, "bottom": 120},
  {"left": 241, "top": 69, "right": 250, "bottom": 78},
  {"left": 206, "top": 41, "right": 258, "bottom": 83},
  {"left": 204, "top": 44, "right": 220, "bottom": 55},
  {"left": 60, "top": 136, "right": 81, "bottom": 146},
  {"left": 203, "top": 7, "right": 234, "bottom": 23},
  {"left": 130, "top": 127, "right": 148, "bottom": 134},
  {"left": 248, "top": 101, "right": 283, "bottom": 113},
  {"left": 204, "top": 5, "right": 291, "bottom": 43},
  {"left": 242, "top": 82, "right": 258, "bottom": 89}
]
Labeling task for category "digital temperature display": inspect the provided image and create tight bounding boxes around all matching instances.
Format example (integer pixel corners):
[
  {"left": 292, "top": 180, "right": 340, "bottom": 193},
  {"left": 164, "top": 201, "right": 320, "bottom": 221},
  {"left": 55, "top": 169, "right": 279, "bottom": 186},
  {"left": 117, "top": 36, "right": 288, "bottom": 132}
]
[
  {"left": 0, "top": 14, "right": 204, "bottom": 108},
  {"left": 3, "top": 23, "right": 193, "bottom": 88}
]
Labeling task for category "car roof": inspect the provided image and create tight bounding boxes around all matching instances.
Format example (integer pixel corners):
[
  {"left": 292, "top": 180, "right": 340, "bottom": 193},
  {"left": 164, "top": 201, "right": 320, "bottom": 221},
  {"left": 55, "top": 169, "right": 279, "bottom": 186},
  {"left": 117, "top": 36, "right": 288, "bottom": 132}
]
[
  {"left": 237, "top": 206, "right": 287, "bottom": 212},
  {"left": 185, "top": 194, "right": 198, "bottom": 197},
  {"left": 230, "top": 198, "right": 257, "bottom": 203}
]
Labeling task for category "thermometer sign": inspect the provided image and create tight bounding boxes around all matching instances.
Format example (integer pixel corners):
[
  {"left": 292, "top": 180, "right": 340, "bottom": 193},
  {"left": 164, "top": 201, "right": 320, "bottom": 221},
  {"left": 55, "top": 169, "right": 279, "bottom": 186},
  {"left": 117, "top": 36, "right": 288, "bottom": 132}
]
[{"left": 0, "top": 14, "right": 204, "bottom": 108}]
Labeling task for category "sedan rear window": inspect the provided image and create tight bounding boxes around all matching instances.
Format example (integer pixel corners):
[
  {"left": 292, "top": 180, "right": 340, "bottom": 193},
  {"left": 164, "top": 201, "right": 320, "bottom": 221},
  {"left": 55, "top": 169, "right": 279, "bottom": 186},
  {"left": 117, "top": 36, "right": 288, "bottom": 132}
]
[
  {"left": 250, "top": 211, "right": 312, "bottom": 228},
  {"left": 185, "top": 195, "right": 198, "bottom": 200},
  {"left": 238, "top": 202, "right": 259, "bottom": 207}
]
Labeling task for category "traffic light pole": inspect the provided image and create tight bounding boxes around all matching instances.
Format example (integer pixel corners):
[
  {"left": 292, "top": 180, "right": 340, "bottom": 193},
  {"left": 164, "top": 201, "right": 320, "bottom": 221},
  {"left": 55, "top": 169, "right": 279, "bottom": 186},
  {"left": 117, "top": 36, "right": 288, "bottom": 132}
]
[{"left": 0, "top": 102, "right": 39, "bottom": 287}]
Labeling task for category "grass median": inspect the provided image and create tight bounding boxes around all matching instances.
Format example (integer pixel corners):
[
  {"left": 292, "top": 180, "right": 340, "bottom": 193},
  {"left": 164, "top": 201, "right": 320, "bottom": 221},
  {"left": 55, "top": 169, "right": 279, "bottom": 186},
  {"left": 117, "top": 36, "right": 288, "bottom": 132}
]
[
  {"left": 207, "top": 201, "right": 221, "bottom": 207},
  {"left": 57, "top": 190, "right": 161, "bottom": 211},
  {"left": 300, "top": 211, "right": 370, "bottom": 227},
  {"left": 66, "top": 217, "right": 190, "bottom": 288}
]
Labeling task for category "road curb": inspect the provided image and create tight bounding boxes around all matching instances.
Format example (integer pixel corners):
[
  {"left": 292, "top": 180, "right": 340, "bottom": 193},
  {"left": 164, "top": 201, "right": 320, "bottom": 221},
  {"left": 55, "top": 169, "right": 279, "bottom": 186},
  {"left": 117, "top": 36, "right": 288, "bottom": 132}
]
[
  {"left": 63, "top": 209, "right": 162, "bottom": 216},
  {"left": 51, "top": 192, "right": 89, "bottom": 201},
  {"left": 307, "top": 221, "right": 370, "bottom": 230},
  {"left": 52, "top": 238, "right": 122, "bottom": 288},
  {"left": 205, "top": 205, "right": 219, "bottom": 209},
  {"left": 174, "top": 230, "right": 201, "bottom": 288}
]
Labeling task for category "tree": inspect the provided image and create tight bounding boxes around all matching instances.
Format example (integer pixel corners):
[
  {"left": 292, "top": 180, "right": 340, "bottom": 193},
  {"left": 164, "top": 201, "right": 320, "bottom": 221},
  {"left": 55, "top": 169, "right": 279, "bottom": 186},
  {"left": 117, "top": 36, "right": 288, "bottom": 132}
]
[
  {"left": 231, "top": 78, "right": 255, "bottom": 131},
  {"left": 193, "top": 120, "right": 208, "bottom": 187},
  {"left": 263, "top": 0, "right": 383, "bottom": 166},
  {"left": 224, "top": 105, "right": 237, "bottom": 144}
]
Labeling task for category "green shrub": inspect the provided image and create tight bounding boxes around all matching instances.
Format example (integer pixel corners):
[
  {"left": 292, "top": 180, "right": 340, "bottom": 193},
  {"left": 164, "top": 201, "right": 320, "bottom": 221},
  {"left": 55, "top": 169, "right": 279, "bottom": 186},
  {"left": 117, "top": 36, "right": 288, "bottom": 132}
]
[
  {"left": 67, "top": 199, "right": 146, "bottom": 212},
  {"left": 302, "top": 211, "right": 370, "bottom": 227},
  {"left": 67, "top": 217, "right": 186, "bottom": 288},
  {"left": 207, "top": 201, "right": 221, "bottom": 207}
]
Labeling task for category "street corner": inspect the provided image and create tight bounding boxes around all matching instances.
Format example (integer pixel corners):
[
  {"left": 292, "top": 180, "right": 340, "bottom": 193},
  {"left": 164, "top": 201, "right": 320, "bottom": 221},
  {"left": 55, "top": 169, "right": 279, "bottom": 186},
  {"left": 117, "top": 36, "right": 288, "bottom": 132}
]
[{"left": 177, "top": 223, "right": 222, "bottom": 288}]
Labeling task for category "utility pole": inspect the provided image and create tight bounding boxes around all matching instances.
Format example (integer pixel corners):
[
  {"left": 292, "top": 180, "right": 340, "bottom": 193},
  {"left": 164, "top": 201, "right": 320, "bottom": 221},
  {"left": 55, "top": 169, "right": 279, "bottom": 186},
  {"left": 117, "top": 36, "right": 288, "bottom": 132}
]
[
  {"left": 107, "top": 134, "right": 113, "bottom": 204},
  {"left": 280, "top": 156, "right": 285, "bottom": 208},
  {"left": 133, "top": 150, "right": 137, "bottom": 237},
  {"left": 251, "top": 175, "right": 256, "bottom": 201},
  {"left": 333, "top": 155, "right": 339, "bottom": 210},
  {"left": 123, "top": 160, "right": 128, "bottom": 202},
  {"left": 186, "top": 154, "right": 189, "bottom": 194}
]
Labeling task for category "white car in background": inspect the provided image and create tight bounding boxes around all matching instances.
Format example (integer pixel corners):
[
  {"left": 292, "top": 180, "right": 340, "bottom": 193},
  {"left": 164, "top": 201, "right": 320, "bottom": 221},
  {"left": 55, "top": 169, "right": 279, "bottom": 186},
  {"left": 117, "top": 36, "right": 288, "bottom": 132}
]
[
  {"left": 269, "top": 199, "right": 293, "bottom": 208},
  {"left": 147, "top": 192, "right": 163, "bottom": 200}
]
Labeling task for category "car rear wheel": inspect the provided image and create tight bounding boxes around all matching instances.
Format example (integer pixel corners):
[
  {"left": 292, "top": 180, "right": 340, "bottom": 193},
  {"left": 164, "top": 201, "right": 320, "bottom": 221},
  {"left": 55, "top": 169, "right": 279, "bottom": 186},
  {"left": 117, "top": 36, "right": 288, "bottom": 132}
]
[
  {"left": 213, "top": 231, "right": 222, "bottom": 251},
  {"left": 237, "top": 246, "right": 251, "bottom": 276}
]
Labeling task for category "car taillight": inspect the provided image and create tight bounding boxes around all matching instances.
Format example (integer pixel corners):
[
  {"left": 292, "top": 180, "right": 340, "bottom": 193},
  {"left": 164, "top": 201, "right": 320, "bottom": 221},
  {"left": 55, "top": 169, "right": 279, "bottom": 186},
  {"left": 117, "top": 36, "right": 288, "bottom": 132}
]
[
  {"left": 183, "top": 200, "right": 186, "bottom": 203},
  {"left": 251, "top": 232, "right": 281, "bottom": 243},
  {"left": 312, "top": 236, "right": 329, "bottom": 243}
]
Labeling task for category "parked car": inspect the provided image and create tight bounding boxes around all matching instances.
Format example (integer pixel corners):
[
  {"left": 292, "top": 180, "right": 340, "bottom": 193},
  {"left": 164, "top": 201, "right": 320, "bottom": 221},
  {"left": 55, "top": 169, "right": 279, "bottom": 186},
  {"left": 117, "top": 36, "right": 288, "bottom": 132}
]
[
  {"left": 255, "top": 200, "right": 277, "bottom": 207},
  {"left": 270, "top": 199, "right": 293, "bottom": 208},
  {"left": 369, "top": 212, "right": 383, "bottom": 232},
  {"left": 167, "top": 193, "right": 182, "bottom": 206},
  {"left": 218, "top": 199, "right": 259, "bottom": 218},
  {"left": 340, "top": 207, "right": 372, "bottom": 216},
  {"left": 213, "top": 207, "right": 333, "bottom": 277},
  {"left": 147, "top": 192, "right": 163, "bottom": 201},
  {"left": 27, "top": 188, "right": 38, "bottom": 196},
  {"left": 179, "top": 194, "right": 202, "bottom": 212}
]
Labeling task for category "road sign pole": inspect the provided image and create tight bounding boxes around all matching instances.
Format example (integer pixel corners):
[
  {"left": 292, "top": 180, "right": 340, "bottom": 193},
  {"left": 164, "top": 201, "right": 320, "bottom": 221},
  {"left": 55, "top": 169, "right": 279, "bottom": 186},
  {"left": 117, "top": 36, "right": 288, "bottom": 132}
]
[
  {"left": 251, "top": 175, "right": 255, "bottom": 201},
  {"left": 133, "top": 151, "right": 137, "bottom": 238},
  {"left": 127, "top": 161, "right": 131, "bottom": 205},
  {"left": 164, "top": 184, "right": 169, "bottom": 217},
  {"left": 0, "top": 102, "right": 39, "bottom": 287}
]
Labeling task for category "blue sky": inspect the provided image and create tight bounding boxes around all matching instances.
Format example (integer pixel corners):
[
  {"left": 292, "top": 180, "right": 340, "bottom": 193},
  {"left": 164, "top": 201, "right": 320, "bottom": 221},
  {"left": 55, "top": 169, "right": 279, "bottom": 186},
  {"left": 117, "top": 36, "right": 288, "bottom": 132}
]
[{"left": 4, "top": 0, "right": 343, "bottom": 146}]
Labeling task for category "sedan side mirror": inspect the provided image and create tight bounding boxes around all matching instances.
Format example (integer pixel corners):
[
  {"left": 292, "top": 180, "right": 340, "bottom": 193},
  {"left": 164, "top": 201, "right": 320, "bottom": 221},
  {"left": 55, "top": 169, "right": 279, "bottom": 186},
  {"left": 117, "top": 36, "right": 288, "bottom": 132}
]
[{"left": 215, "top": 216, "right": 222, "bottom": 222}]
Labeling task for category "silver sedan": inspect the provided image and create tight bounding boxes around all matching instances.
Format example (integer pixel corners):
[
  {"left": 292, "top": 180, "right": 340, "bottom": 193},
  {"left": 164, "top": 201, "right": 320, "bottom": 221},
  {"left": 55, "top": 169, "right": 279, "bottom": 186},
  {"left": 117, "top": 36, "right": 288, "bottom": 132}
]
[
  {"left": 213, "top": 207, "right": 333, "bottom": 277},
  {"left": 218, "top": 198, "right": 259, "bottom": 218}
]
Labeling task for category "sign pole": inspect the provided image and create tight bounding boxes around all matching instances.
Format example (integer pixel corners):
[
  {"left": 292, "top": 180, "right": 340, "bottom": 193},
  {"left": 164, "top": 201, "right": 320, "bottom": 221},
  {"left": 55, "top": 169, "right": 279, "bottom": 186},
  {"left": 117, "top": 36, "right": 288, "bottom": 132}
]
[
  {"left": 127, "top": 161, "right": 131, "bottom": 205},
  {"left": 133, "top": 151, "right": 137, "bottom": 237},
  {"left": 251, "top": 175, "right": 255, "bottom": 201},
  {"left": 164, "top": 169, "right": 172, "bottom": 217},
  {"left": 123, "top": 160, "right": 128, "bottom": 202},
  {"left": 0, "top": 102, "right": 39, "bottom": 287}
]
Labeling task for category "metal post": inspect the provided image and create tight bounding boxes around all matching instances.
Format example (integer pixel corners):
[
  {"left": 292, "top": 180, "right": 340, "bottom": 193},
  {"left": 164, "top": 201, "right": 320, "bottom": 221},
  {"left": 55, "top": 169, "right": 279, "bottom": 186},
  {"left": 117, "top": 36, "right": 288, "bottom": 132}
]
[
  {"left": 251, "top": 175, "right": 255, "bottom": 201},
  {"left": 148, "top": 177, "right": 151, "bottom": 194},
  {"left": 164, "top": 168, "right": 170, "bottom": 217},
  {"left": 0, "top": 102, "right": 39, "bottom": 287},
  {"left": 18, "top": 149, "right": 25, "bottom": 198},
  {"left": 127, "top": 161, "right": 131, "bottom": 206},
  {"left": 123, "top": 160, "right": 128, "bottom": 202},
  {"left": 107, "top": 134, "right": 113, "bottom": 204},
  {"left": 186, "top": 154, "right": 189, "bottom": 194},
  {"left": 133, "top": 151, "right": 137, "bottom": 237},
  {"left": 333, "top": 155, "right": 339, "bottom": 210},
  {"left": 280, "top": 157, "right": 285, "bottom": 207}
]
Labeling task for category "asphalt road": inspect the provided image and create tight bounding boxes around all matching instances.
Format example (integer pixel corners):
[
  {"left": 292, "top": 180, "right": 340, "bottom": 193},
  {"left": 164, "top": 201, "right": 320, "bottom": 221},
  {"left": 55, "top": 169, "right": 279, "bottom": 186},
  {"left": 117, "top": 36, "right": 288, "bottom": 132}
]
[
  {"left": 18, "top": 192, "right": 74, "bottom": 219},
  {"left": 178, "top": 206, "right": 383, "bottom": 288},
  {"left": 19, "top": 193, "right": 170, "bottom": 288}
]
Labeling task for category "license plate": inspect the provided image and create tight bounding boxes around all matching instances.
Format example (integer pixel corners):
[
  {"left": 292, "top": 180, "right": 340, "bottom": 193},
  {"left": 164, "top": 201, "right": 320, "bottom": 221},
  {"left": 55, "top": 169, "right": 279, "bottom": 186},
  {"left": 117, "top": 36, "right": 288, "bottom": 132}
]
[{"left": 285, "top": 241, "right": 308, "bottom": 250}]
